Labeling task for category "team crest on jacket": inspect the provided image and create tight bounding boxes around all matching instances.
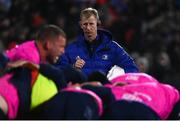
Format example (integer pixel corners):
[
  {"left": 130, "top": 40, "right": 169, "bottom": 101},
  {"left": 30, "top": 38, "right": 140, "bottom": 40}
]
[{"left": 102, "top": 54, "right": 108, "bottom": 60}]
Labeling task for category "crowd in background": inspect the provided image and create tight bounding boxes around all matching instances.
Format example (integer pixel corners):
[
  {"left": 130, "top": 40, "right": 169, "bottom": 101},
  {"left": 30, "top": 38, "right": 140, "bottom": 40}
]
[{"left": 0, "top": 0, "right": 180, "bottom": 89}]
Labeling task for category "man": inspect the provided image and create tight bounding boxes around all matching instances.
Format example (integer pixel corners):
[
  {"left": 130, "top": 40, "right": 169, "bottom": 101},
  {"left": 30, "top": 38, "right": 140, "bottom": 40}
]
[
  {"left": 0, "top": 59, "right": 102, "bottom": 119},
  {"left": 104, "top": 73, "right": 180, "bottom": 120},
  {"left": 5, "top": 24, "right": 66, "bottom": 64},
  {"left": 0, "top": 24, "right": 67, "bottom": 119},
  {"left": 56, "top": 7, "right": 138, "bottom": 76}
]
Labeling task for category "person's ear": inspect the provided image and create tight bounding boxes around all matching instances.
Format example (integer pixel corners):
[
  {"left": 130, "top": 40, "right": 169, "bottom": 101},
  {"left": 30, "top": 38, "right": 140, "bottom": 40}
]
[
  {"left": 97, "top": 20, "right": 101, "bottom": 26},
  {"left": 43, "top": 41, "right": 50, "bottom": 50},
  {"left": 79, "top": 21, "right": 83, "bottom": 29}
]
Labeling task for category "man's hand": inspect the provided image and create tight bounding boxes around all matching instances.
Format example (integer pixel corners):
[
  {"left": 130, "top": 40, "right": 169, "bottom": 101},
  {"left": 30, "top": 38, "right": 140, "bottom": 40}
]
[
  {"left": 74, "top": 56, "right": 85, "bottom": 69},
  {"left": 6, "top": 60, "right": 39, "bottom": 70}
]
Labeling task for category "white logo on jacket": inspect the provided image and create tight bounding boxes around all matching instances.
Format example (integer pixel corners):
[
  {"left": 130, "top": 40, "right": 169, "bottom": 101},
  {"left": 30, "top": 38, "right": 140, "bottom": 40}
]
[
  {"left": 102, "top": 54, "right": 108, "bottom": 60},
  {"left": 122, "top": 92, "right": 152, "bottom": 102}
]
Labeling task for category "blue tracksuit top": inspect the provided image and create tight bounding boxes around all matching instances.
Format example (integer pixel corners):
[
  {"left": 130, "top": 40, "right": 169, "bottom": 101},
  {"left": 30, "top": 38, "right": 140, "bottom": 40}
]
[{"left": 56, "top": 29, "right": 139, "bottom": 76}]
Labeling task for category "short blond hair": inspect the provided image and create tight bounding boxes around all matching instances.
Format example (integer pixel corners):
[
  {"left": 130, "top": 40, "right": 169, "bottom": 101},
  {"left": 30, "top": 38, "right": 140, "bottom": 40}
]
[{"left": 80, "top": 7, "right": 99, "bottom": 20}]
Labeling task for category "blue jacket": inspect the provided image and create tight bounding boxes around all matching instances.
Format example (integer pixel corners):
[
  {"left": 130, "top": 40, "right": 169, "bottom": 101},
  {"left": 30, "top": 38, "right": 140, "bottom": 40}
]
[{"left": 56, "top": 29, "right": 139, "bottom": 76}]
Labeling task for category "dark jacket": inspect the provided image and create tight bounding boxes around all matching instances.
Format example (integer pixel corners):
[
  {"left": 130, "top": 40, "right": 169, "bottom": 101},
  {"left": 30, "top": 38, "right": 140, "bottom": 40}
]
[{"left": 56, "top": 29, "right": 138, "bottom": 76}]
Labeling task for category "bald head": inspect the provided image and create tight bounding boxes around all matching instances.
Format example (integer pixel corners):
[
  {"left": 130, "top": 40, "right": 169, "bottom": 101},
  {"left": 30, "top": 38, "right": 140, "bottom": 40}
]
[{"left": 36, "top": 24, "right": 66, "bottom": 43}]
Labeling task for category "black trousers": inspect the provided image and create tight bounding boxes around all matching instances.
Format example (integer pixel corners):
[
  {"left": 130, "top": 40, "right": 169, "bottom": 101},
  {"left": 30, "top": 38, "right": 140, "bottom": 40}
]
[
  {"left": 102, "top": 100, "right": 160, "bottom": 120},
  {"left": 28, "top": 90, "right": 100, "bottom": 120}
]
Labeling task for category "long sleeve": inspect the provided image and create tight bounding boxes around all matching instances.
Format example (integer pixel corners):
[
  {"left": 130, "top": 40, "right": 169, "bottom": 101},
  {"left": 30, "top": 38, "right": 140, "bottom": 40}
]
[
  {"left": 113, "top": 41, "right": 139, "bottom": 73},
  {"left": 39, "top": 64, "right": 67, "bottom": 89}
]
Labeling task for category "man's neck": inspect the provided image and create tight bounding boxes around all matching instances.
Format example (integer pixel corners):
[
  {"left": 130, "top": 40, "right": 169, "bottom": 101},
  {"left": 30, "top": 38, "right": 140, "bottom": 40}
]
[
  {"left": 36, "top": 41, "right": 47, "bottom": 63},
  {"left": 88, "top": 35, "right": 101, "bottom": 47}
]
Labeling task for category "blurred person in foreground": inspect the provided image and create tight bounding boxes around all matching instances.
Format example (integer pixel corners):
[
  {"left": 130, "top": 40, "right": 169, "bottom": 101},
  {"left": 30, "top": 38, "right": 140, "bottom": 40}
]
[
  {"left": 82, "top": 70, "right": 179, "bottom": 120},
  {"left": 56, "top": 7, "right": 138, "bottom": 77},
  {"left": 4, "top": 24, "right": 66, "bottom": 65},
  {"left": 0, "top": 24, "right": 67, "bottom": 119}
]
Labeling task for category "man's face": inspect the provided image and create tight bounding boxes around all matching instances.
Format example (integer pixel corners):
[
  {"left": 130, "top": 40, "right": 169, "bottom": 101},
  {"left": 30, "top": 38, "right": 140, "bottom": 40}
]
[
  {"left": 47, "top": 35, "right": 66, "bottom": 64},
  {"left": 80, "top": 15, "right": 98, "bottom": 42}
]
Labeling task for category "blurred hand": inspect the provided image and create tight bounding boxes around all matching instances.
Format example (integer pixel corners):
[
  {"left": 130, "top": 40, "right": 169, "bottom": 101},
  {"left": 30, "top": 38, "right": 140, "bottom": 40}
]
[
  {"left": 6, "top": 60, "right": 39, "bottom": 70},
  {"left": 74, "top": 56, "right": 85, "bottom": 69},
  {"left": 0, "top": 95, "right": 8, "bottom": 115}
]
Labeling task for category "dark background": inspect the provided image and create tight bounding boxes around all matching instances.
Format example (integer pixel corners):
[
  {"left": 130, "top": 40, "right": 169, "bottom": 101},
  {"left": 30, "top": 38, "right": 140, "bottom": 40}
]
[{"left": 0, "top": 0, "right": 179, "bottom": 89}]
